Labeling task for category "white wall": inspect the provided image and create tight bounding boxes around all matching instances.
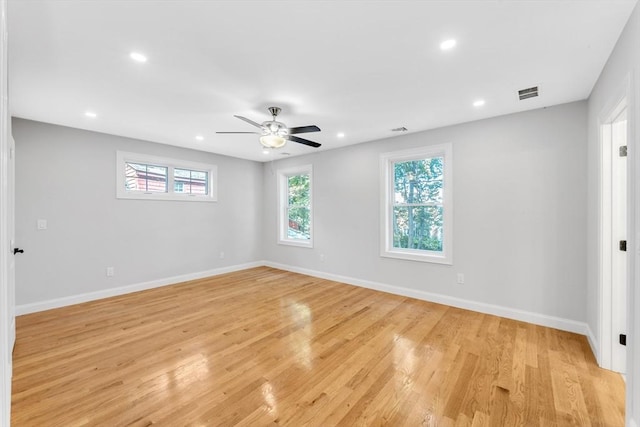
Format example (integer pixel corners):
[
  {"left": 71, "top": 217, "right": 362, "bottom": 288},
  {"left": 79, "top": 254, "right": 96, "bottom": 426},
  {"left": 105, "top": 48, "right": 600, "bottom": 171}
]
[
  {"left": 586, "top": 3, "right": 640, "bottom": 426},
  {"left": 13, "top": 118, "right": 263, "bottom": 309},
  {"left": 262, "top": 102, "right": 588, "bottom": 326}
]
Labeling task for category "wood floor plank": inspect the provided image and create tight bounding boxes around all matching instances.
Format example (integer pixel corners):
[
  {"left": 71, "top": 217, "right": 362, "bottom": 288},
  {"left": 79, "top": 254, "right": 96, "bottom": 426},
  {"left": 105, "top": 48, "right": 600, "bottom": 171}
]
[{"left": 11, "top": 267, "right": 625, "bottom": 426}]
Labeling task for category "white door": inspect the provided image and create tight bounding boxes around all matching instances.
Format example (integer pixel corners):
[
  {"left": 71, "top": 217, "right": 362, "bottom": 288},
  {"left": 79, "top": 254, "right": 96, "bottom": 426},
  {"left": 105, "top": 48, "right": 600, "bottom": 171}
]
[
  {"left": 0, "top": 0, "right": 11, "bottom": 423},
  {"left": 611, "top": 106, "right": 627, "bottom": 373},
  {"left": 600, "top": 97, "right": 629, "bottom": 374},
  {"left": 7, "top": 135, "right": 15, "bottom": 354}
]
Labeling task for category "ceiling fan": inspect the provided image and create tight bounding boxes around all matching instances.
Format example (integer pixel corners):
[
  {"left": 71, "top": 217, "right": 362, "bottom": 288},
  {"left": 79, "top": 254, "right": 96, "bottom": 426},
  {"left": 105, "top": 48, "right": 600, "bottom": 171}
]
[{"left": 216, "top": 107, "right": 321, "bottom": 149}]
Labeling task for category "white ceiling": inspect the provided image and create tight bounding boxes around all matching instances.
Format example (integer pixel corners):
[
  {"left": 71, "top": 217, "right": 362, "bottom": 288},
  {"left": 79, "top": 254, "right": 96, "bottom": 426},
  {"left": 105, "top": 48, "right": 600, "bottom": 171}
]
[{"left": 8, "top": 0, "right": 638, "bottom": 162}]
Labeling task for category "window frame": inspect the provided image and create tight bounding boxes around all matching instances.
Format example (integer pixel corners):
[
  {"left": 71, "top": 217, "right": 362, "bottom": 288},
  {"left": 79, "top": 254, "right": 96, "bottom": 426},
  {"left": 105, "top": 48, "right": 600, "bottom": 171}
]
[
  {"left": 277, "top": 164, "right": 313, "bottom": 248},
  {"left": 380, "top": 143, "right": 453, "bottom": 264},
  {"left": 116, "top": 151, "right": 217, "bottom": 202}
]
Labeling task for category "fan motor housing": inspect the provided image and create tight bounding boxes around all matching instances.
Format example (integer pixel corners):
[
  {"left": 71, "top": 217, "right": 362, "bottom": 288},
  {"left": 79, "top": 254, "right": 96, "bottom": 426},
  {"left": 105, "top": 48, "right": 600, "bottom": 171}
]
[{"left": 262, "top": 120, "right": 288, "bottom": 137}]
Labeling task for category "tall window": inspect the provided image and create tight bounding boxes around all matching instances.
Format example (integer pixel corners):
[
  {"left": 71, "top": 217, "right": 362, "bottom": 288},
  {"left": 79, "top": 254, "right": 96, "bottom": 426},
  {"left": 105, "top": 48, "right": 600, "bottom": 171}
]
[
  {"left": 117, "top": 151, "right": 217, "bottom": 202},
  {"left": 380, "top": 143, "right": 452, "bottom": 264},
  {"left": 278, "top": 165, "right": 313, "bottom": 247}
]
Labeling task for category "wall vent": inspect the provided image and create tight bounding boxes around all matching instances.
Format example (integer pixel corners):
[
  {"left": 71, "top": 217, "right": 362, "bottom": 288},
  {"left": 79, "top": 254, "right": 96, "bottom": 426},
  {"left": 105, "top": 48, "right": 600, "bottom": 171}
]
[
  {"left": 518, "top": 86, "right": 539, "bottom": 100},
  {"left": 392, "top": 127, "right": 408, "bottom": 132}
]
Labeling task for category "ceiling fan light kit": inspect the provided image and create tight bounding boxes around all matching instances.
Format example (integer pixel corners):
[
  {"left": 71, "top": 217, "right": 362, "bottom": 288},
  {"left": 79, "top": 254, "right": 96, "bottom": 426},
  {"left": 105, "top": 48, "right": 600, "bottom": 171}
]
[
  {"left": 260, "top": 134, "right": 287, "bottom": 148},
  {"left": 217, "top": 106, "right": 322, "bottom": 149}
]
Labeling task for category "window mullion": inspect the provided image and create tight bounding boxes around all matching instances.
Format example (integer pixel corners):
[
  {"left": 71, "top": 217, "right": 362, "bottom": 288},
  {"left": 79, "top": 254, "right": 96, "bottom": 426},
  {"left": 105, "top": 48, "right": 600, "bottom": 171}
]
[
  {"left": 168, "top": 166, "right": 174, "bottom": 194},
  {"left": 144, "top": 164, "right": 150, "bottom": 192},
  {"left": 394, "top": 202, "right": 440, "bottom": 208}
]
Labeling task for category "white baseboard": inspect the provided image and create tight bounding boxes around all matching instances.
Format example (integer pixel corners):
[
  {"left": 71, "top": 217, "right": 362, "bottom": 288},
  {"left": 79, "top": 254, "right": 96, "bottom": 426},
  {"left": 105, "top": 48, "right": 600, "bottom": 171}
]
[
  {"left": 17, "top": 260, "right": 591, "bottom": 338},
  {"left": 8, "top": 318, "right": 14, "bottom": 356},
  {"left": 586, "top": 324, "right": 600, "bottom": 365},
  {"left": 15, "top": 261, "right": 263, "bottom": 316},
  {"left": 265, "top": 261, "right": 590, "bottom": 336}
]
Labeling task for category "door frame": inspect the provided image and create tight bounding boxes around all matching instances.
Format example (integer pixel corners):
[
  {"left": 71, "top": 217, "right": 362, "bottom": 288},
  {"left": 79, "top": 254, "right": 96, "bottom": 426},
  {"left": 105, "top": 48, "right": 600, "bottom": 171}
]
[
  {"left": 0, "top": 0, "right": 10, "bottom": 425},
  {"left": 627, "top": 62, "right": 640, "bottom": 427},
  {"left": 598, "top": 77, "right": 630, "bottom": 372}
]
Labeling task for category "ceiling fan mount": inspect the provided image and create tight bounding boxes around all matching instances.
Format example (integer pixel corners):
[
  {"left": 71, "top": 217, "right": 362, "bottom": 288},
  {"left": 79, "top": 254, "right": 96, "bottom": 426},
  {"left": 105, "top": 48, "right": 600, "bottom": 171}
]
[
  {"left": 267, "top": 106, "right": 281, "bottom": 117},
  {"left": 216, "top": 106, "right": 321, "bottom": 149}
]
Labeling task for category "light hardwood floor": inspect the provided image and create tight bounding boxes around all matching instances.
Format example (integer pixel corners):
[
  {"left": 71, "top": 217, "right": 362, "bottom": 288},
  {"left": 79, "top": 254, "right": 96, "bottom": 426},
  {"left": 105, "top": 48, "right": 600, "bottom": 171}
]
[{"left": 12, "top": 267, "right": 624, "bottom": 426}]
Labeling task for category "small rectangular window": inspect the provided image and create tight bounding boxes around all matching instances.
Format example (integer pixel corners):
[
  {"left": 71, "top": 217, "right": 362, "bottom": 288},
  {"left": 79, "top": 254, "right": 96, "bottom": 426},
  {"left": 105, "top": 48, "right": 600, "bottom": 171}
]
[
  {"left": 117, "top": 151, "right": 217, "bottom": 202},
  {"left": 278, "top": 165, "right": 313, "bottom": 247}
]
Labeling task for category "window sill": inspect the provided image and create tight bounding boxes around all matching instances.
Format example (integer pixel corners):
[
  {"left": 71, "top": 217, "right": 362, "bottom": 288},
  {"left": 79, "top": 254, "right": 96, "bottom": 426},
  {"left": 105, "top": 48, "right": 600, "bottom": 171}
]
[
  {"left": 278, "top": 239, "right": 313, "bottom": 248},
  {"left": 381, "top": 249, "right": 452, "bottom": 265},
  {"left": 116, "top": 193, "right": 217, "bottom": 202}
]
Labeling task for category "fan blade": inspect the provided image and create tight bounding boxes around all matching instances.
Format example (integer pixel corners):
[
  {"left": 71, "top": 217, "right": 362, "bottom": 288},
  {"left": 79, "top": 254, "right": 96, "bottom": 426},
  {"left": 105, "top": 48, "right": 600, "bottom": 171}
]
[
  {"left": 234, "top": 115, "right": 263, "bottom": 129},
  {"left": 215, "top": 131, "right": 260, "bottom": 134},
  {"left": 288, "top": 125, "right": 321, "bottom": 135},
  {"left": 287, "top": 135, "right": 321, "bottom": 148}
]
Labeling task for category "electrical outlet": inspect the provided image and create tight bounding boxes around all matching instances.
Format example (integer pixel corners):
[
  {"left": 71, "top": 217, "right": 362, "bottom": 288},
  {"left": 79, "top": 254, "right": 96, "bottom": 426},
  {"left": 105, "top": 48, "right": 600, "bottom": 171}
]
[
  {"left": 320, "top": 254, "right": 325, "bottom": 262},
  {"left": 37, "top": 219, "right": 47, "bottom": 230},
  {"left": 456, "top": 273, "right": 464, "bottom": 284},
  {"left": 219, "top": 251, "right": 225, "bottom": 259},
  {"left": 106, "top": 267, "right": 114, "bottom": 277}
]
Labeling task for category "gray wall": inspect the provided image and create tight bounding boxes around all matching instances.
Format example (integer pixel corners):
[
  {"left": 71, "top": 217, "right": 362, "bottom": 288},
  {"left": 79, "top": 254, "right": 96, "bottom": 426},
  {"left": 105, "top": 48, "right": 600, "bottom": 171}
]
[
  {"left": 13, "top": 118, "right": 263, "bottom": 305},
  {"left": 262, "top": 101, "right": 588, "bottom": 322},
  {"left": 586, "top": 3, "right": 639, "bottom": 424},
  {"left": 14, "top": 103, "right": 591, "bottom": 322}
]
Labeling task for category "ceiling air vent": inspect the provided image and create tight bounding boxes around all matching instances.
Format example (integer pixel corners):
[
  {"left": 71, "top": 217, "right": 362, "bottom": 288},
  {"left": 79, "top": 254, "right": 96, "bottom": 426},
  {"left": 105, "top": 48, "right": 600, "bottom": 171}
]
[
  {"left": 392, "top": 127, "right": 408, "bottom": 132},
  {"left": 518, "top": 86, "right": 539, "bottom": 101}
]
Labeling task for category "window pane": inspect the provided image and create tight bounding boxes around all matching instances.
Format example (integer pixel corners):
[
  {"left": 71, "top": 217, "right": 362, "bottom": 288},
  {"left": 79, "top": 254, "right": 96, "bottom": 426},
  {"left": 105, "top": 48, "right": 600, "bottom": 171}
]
[
  {"left": 125, "top": 163, "right": 146, "bottom": 191},
  {"left": 393, "top": 205, "right": 443, "bottom": 251},
  {"left": 190, "top": 171, "right": 208, "bottom": 195},
  {"left": 146, "top": 165, "right": 168, "bottom": 192},
  {"left": 126, "top": 162, "right": 147, "bottom": 172},
  {"left": 288, "top": 207, "right": 310, "bottom": 240},
  {"left": 191, "top": 171, "right": 207, "bottom": 181},
  {"left": 125, "top": 162, "right": 167, "bottom": 193},
  {"left": 288, "top": 174, "right": 309, "bottom": 206},
  {"left": 174, "top": 168, "right": 208, "bottom": 195},
  {"left": 147, "top": 165, "right": 167, "bottom": 176},
  {"left": 174, "top": 168, "right": 190, "bottom": 178},
  {"left": 393, "top": 157, "right": 444, "bottom": 204}
]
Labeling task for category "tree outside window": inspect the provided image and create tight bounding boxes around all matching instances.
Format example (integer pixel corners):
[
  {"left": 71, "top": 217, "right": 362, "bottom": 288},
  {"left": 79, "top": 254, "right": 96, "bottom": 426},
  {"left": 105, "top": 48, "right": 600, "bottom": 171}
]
[
  {"left": 278, "top": 165, "right": 313, "bottom": 247},
  {"left": 287, "top": 174, "right": 311, "bottom": 240},
  {"left": 392, "top": 157, "right": 443, "bottom": 251}
]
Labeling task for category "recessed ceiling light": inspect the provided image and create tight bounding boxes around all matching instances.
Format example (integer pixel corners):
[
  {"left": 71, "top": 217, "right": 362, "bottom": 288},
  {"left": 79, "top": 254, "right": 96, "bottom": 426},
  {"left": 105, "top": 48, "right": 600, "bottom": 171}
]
[
  {"left": 473, "top": 99, "right": 486, "bottom": 107},
  {"left": 84, "top": 111, "right": 97, "bottom": 118},
  {"left": 195, "top": 135, "right": 204, "bottom": 141},
  {"left": 129, "top": 52, "right": 147, "bottom": 63},
  {"left": 262, "top": 149, "right": 270, "bottom": 155},
  {"left": 440, "top": 39, "right": 457, "bottom": 51},
  {"left": 337, "top": 132, "right": 345, "bottom": 138}
]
